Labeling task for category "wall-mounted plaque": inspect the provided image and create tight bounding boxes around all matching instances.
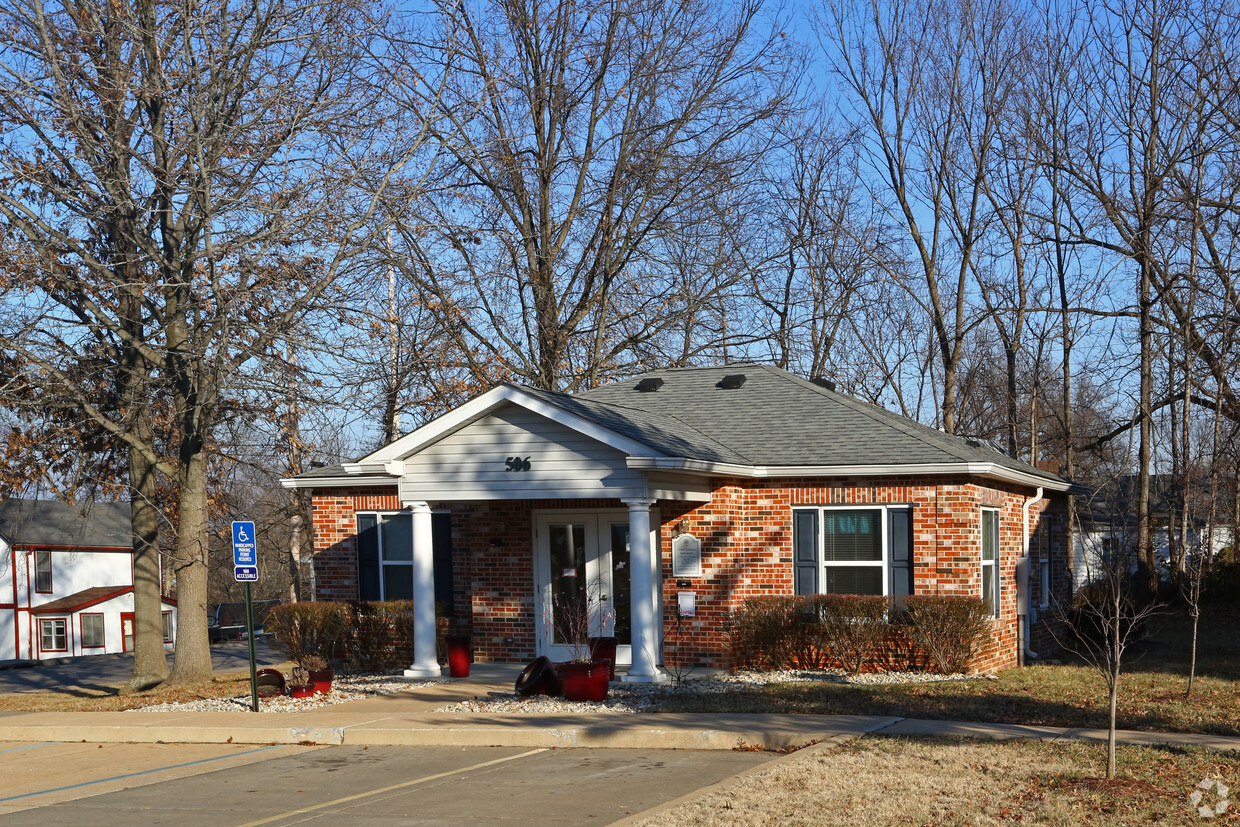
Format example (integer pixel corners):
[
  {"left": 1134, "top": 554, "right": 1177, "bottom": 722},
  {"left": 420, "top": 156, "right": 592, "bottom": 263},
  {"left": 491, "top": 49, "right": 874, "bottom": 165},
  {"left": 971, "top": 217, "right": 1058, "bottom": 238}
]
[{"left": 672, "top": 533, "right": 702, "bottom": 578}]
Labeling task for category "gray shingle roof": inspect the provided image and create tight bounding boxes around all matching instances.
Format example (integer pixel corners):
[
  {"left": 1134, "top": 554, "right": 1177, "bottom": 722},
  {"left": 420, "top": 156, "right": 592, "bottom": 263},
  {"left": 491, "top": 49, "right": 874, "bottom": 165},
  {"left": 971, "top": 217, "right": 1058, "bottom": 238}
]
[
  {"left": 577, "top": 364, "right": 1069, "bottom": 484},
  {"left": 0, "top": 499, "right": 134, "bottom": 549}
]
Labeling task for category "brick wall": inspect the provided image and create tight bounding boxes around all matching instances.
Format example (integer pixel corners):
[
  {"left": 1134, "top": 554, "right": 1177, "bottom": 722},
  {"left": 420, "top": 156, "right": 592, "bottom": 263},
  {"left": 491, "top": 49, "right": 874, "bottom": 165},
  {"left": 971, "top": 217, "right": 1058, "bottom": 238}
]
[
  {"left": 310, "top": 487, "right": 401, "bottom": 603},
  {"left": 310, "top": 480, "right": 1068, "bottom": 673}
]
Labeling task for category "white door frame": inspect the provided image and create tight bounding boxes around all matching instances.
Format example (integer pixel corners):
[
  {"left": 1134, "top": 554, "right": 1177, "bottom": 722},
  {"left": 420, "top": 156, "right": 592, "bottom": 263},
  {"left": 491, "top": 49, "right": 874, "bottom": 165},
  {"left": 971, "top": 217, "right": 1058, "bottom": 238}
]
[{"left": 533, "top": 508, "right": 658, "bottom": 666}]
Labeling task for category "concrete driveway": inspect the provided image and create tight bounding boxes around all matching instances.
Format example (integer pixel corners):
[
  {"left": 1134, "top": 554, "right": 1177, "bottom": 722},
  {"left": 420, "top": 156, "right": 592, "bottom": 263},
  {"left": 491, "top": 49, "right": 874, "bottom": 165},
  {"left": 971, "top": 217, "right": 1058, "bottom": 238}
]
[{"left": 0, "top": 640, "right": 286, "bottom": 694}]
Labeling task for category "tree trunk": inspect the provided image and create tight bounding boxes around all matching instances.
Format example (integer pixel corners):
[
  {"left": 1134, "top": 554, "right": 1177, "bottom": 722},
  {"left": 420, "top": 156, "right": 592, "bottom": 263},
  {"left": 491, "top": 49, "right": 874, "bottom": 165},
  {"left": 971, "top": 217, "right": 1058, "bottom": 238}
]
[
  {"left": 126, "top": 437, "right": 169, "bottom": 692},
  {"left": 288, "top": 500, "right": 306, "bottom": 604},
  {"left": 1107, "top": 666, "right": 1119, "bottom": 779},
  {"left": 1186, "top": 611, "right": 1199, "bottom": 697},
  {"left": 1137, "top": 257, "right": 1156, "bottom": 595},
  {"left": 167, "top": 450, "right": 214, "bottom": 685}
]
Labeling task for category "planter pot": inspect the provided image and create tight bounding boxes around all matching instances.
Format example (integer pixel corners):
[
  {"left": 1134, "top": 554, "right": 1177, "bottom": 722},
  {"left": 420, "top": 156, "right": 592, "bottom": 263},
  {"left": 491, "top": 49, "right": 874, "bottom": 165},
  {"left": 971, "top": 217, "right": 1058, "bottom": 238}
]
[
  {"left": 556, "top": 660, "right": 610, "bottom": 702},
  {"left": 588, "top": 637, "right": 618, "bottom": 680},
  {"left": 254, "top": 668, "right": 286, "bottom": 698},
  {"left": 515, "top": 656, "right": 561, "bottom": 697},
  {"left": 446, "top": 635, "right": 472, "bottom": 678},
  {"left": 308, "top": 668, "right": 335, "bottom": 694},
  {"left": 289, "top": 684, "right": 317, "bottom": 699}
]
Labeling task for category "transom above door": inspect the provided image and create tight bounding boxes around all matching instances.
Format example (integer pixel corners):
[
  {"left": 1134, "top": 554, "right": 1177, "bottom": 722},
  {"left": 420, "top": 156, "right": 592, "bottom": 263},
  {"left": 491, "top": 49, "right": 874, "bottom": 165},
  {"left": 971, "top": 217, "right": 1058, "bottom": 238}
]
[{"left": 533, "top": 511, "right": 632, "bottom": 665}]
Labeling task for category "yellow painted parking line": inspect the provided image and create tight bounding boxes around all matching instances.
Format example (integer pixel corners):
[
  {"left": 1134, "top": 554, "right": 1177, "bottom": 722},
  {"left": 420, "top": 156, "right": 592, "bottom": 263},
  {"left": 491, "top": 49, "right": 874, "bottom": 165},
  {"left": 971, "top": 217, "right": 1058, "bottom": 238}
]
[{"left": 237, "top": 748, "right": 550, "bottom": 826}]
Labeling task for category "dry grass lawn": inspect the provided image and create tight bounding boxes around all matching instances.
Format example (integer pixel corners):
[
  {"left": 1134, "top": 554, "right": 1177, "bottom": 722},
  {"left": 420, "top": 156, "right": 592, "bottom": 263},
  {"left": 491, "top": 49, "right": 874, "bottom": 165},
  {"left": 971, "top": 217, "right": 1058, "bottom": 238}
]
[
  {"left": 632, "top": 736, "right": 1240, "bottom": 826},
  {"left": 0, "top": 670, "right": 263, "bottom": 712},
  {"left": 659, "top": 605, "right": 1240, "bottom": 736}
]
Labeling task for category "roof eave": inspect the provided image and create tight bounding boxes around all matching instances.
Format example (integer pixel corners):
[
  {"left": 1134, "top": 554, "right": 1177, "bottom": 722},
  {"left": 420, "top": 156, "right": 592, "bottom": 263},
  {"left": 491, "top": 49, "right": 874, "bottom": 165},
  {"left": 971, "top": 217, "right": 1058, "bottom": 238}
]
[{"left": 625, "top": 457, "right": 1077, "bottom": 493}]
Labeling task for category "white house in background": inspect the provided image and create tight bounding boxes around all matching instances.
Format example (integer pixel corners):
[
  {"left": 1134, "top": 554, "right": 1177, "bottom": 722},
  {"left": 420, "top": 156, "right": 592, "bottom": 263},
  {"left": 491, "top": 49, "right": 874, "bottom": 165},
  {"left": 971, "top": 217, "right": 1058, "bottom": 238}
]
[
  {"left": 0, "top": 499, "right": 177, "bottom": 662},
  {"left": 1073, "top": 521, "right": 1236, "bottom": 590}
]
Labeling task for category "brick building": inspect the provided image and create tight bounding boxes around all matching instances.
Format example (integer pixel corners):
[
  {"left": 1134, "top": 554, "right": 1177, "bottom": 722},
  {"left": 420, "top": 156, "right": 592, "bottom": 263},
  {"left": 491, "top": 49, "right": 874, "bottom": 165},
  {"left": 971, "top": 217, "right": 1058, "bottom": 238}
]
[{"left": 282, "top": 364, "right": 1080, "bottom": 680}]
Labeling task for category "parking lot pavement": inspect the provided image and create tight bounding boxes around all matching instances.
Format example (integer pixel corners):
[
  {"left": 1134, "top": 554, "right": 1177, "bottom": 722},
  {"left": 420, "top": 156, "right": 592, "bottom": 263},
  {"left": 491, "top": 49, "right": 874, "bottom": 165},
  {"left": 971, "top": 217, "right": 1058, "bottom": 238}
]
[
  {"left": 0, "top": 744, "right": 777, "bottom": 825},
  {"left": 0, "top": 640, "right": 286, "bottom": 694}
]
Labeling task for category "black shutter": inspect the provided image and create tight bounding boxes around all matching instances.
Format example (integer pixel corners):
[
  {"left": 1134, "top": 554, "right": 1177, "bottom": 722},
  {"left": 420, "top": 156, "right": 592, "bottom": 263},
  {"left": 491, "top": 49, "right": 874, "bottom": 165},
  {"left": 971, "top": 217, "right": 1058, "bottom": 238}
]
[
  {"left": 794, "top": 510, "right": 819, "bottom": 595},
  {"left": 357, "top": 513, "right": 381, "bottom": 602},
  {"left": 888, "top": 508, "right": 913, "bottom": 605},
  {"left": 432, "top": 512, "right": 455, "bottom": 618}
]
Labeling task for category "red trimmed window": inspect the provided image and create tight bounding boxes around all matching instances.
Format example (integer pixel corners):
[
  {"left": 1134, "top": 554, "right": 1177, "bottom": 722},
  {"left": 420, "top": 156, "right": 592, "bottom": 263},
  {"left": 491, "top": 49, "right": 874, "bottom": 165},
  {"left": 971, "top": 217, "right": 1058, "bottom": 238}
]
[
  {"left": 40, "top": 618, "right": 67, "bottom": 652},
  {"left": 81, "top": 613, "right": 105, "bottom": 648},
  {"left": 161, "top": 611, "right": 174, "bottom": 643},
  {"left": 35, "top": 551, "right": 52, "bottom": 593}
]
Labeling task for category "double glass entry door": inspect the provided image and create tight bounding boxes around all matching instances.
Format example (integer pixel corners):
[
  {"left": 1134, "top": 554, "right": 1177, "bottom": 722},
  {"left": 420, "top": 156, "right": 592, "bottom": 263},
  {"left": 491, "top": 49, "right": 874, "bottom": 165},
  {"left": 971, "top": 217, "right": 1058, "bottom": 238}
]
[{"left": 534, "top": 512, "right": 631, "bottom": 665}]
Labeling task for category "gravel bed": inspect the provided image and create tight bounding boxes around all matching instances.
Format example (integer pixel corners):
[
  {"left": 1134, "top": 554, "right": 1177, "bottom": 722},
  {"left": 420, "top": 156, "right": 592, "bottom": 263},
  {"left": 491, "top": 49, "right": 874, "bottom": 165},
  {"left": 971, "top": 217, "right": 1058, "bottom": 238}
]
[
  {"left": 430, "top": 667, "right": 984, "bottom": 715},
  {"left": 129, "top": 667, "right": 984, "bottom": 714},
  {"left": 129, "top": 674, "right": 433, "bottom": 714}
]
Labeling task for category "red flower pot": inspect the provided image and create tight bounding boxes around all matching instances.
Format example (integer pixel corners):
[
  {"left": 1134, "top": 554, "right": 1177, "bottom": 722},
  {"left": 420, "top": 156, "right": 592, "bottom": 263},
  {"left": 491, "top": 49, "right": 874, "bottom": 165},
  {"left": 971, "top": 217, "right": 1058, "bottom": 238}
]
[
  {"left": 308, "top": 668, "right": 334, "bottom": 694},
  {"left": 588, "top": 637, "right": 618, "bottom": 680},
  {"left": 556, "top": 660, "right": 610, "bottom": 702},
  {"left": 447, "top": 635, "right": 472, "bottom": 678},
  {"left": 289, "top": 684, "right": 316, "bottom": 699}
]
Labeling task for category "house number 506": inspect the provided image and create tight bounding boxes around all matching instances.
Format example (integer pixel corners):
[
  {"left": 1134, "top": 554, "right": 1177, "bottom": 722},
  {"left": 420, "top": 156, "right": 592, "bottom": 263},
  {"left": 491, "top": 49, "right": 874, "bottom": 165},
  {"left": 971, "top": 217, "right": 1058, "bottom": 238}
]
[{"left": 505, "top": 456, "right": 532, "bottom": 472}]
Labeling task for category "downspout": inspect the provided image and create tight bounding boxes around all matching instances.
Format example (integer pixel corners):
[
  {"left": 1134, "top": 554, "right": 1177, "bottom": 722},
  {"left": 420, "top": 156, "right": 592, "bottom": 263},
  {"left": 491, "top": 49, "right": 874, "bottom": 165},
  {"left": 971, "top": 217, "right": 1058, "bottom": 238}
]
[{"left": 1019, "top": 487, "right": 1044, "bottom": 665}]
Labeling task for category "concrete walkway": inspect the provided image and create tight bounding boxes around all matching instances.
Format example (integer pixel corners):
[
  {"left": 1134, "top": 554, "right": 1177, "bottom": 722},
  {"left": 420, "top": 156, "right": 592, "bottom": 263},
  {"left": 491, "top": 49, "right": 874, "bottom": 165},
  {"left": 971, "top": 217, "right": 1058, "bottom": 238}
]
[{"left": 1, "top": 663, "right": 1237, "bottom": 753}]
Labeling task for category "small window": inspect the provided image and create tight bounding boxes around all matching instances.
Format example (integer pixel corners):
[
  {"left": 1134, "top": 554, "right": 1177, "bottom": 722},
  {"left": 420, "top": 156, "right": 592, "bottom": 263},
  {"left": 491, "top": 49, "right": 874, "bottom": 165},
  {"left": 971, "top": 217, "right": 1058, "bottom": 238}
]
[
  {"left": 1039, "top": 559, "right": 1051, "bottom": 609},
  {"left": 1037, "top": 516, "right": 1053, "bottom": 609},
  {"left": 822, "top": 510, "right": 884, "bottom": 594},
  {"left": 81, "top": 614, "right": 105, "bottom": 648},
  {"left": 793, "top": 506, "right": 913, "bottom": 598},
  {"left": 35, "top": 551, "right": 52, "bottom": 593},
  {"left": 162, "top": 611, "right": 174, "bottom": 643},
  {"left": 356, "top": 513, "right": 414, "bottom": 602},
  {"left": 40, "top": 618, "right": 67, "bottom": 652},
  {"left": 981, "top": 509, "right": 999, "bottom": 617}
]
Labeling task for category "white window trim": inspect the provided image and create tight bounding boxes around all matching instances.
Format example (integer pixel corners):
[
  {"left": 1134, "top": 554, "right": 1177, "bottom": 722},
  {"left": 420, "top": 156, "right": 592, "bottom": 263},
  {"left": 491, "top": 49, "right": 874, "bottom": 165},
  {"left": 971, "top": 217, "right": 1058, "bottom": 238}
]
[
  {"left": 981, "top": 507, "right": 1000, "bottom": 617},
  {"left": 1038, "top": 519, "right": 1052, "bottom": 610},
  {"left": 358, "top": 511, "right": 414, "bottom": 601},
  {"left": 40, "top": 617, "right": 67, "bottom": 652},
  {"left": 795, "top": 504, "right": 911, "bottom": 597}
]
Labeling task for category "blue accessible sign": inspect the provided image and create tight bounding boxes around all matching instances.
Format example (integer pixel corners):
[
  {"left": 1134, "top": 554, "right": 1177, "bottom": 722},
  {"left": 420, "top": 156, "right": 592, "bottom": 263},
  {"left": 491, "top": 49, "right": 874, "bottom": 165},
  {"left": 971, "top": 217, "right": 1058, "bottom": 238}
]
[{"left": 232, "top": 521, "right": 258, "bottom": 582}]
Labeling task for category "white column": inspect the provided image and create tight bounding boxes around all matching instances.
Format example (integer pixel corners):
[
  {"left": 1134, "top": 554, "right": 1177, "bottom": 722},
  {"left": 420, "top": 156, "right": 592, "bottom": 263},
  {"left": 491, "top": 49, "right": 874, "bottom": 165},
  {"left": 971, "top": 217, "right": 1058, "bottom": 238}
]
[
  {"left": 404, "top": 502, "right": 442, "bottom": 678},
  {"left": 622, "top": 498, "right": 667, "bottom": 683}
]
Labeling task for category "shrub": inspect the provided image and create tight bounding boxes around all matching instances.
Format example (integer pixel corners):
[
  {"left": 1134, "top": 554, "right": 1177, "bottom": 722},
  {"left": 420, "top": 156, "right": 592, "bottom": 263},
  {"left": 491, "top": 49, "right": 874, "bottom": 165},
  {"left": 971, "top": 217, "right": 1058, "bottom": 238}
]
[
  {"left": 727, "top": 596, "right": 804, "bottom": 670},
  {"left": 267, "top": 601, "right": 348, "bottom": 669},
  {"left": 343, "top": 601, "right": 413, "bottom": 671},
  {"left": 901, "top": 595, "right": 991, "bottom": 673},
  {"left": 729, "top": 594, "right": 891, "bottom": 673},
  {"left": 809, "top": 594, "right": 891, "bottom": 674}
]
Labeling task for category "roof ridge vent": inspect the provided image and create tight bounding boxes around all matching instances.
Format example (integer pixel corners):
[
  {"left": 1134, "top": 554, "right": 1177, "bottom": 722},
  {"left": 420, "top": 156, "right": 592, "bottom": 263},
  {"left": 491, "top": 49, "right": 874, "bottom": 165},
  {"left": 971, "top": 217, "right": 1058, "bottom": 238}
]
[
  {"left": 718, "top": 374, "right": 746, "bottom": 389},
  {"left": 636, "top": 377, "right": 664, "bottom": 392},
  {"left": 811, "top": 376, "right": 836, "bottom": 392}
]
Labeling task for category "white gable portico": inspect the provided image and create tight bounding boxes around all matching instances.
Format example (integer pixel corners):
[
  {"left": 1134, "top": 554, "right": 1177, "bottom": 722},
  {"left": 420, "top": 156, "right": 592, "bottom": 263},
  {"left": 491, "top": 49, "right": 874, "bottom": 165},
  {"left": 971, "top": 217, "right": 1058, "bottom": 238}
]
[{"left": 286, "top": 384, "right": 711, "bottom": 683}]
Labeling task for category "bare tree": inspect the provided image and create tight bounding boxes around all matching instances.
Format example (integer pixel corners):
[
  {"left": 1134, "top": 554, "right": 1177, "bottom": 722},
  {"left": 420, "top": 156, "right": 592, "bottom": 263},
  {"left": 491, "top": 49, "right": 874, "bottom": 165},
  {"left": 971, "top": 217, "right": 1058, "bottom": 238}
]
[
  {"left": 1059, "top": 541, "right": 1162, "bottom": 780},
  {"left": 388, "top": 0, "right": 796, "bottom": 393},
  {"left": 0, "top": 0, "right": 433, "bottom": 685},
  {"left": 820, "top": 0, "right": 1031, "bottom": 434}
]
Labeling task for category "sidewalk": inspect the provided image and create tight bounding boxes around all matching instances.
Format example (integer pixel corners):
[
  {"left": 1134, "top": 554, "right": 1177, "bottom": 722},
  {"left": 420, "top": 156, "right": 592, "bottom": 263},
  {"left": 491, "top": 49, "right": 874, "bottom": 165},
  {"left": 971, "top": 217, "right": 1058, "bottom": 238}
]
[{"left": 1, "top": 664, "right": 1237, "bottom": 753}]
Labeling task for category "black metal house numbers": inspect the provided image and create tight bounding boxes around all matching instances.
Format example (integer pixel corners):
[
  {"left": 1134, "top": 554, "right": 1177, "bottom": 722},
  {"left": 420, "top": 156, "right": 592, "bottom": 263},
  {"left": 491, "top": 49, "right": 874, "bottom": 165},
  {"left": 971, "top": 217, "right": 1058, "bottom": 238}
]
[{"left": 504, "top": 455, "right": 532, "bottom": 472}]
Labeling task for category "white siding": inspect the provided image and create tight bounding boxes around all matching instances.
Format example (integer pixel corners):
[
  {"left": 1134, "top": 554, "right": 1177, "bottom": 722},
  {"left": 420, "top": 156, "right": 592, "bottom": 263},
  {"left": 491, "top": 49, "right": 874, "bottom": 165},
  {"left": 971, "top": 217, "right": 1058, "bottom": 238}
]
[
  {"left": 34, "top": 549, "right": 132, "bottom": 607},
  {"left": 399, "top": 408, "right": 648, "bottom": 501}
]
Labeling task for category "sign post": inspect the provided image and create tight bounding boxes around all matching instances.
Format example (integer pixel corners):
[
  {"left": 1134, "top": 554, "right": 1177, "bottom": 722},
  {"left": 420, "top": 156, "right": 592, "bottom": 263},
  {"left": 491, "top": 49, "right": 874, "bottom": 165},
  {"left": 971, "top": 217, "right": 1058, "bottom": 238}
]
[{"left": 232, "top": 521, "right": 259, "bottom": 712}]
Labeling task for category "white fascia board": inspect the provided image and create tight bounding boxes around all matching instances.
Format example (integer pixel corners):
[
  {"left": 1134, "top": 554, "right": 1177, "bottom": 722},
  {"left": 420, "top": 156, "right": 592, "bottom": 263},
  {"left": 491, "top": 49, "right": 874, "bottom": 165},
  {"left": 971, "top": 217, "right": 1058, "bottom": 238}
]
[
  {"left": 363, "top": 384, "right": 661, "bottom": 464},
  {"left": 625, "top": 457, "right": 1074, "bottom": 493},
  {"left": 280, "top": 475, "right": 391, "bottom": 490},
  {"left": 280, "top": 385, "right": 663, "bottom": 490},
  {"left": 359, "top": 385, "right": 521, "bottom": 464}
]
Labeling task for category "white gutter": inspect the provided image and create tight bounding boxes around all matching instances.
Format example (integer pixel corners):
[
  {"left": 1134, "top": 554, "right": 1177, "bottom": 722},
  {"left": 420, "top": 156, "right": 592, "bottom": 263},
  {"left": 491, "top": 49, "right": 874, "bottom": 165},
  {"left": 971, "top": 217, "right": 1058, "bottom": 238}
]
[
  {"left": 625, "top": 457, "right": 1075, "bottom": 493},
  {"left": 1020, "top": 486, "right": 1045, "bottom": 665}
]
